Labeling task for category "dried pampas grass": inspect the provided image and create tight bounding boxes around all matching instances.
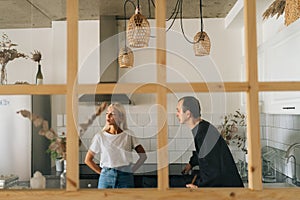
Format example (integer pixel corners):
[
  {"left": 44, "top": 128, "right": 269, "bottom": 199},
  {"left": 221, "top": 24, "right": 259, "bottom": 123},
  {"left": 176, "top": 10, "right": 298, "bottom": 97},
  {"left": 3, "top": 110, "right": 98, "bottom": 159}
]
[
  {"left": 262, "top": 0, "right": 300, "bottom": 26},
  {"left": 262, "top": 0, "right": 286, "bottom": 20}
]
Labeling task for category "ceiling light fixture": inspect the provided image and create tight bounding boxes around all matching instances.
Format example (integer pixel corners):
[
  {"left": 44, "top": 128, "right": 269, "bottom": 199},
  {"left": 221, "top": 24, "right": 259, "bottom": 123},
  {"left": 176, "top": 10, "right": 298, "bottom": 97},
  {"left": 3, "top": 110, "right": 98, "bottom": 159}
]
[
  {"left": 119, "top": 0, "right": 209, "bottom": 67},
  {"left": 119, "top": 0, "right": 154, "bottom": 68},
  {"left": 193, "top": 0, "right": 211, "bottom": 56},
  {"left": 118, "top": 0, "right": 135, "bottom": 68},
  {"left": 167, "top": 0, "right": 211, "bottom": 56},
  {"left": 126, "top": 0, "right": 151, "bottom": 48}
]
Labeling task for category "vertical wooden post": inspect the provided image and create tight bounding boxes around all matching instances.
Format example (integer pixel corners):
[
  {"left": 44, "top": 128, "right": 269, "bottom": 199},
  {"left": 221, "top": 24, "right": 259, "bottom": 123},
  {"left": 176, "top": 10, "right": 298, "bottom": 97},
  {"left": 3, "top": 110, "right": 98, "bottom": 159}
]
[
  {"left": 66, "top": 0, "right": 79, "bottom": 191},
  {"left": 244, "top": 0, "right": 262, "bottom": 190},
  {"left": 156, "top": 0, "right": 169, "bottom": 190}
]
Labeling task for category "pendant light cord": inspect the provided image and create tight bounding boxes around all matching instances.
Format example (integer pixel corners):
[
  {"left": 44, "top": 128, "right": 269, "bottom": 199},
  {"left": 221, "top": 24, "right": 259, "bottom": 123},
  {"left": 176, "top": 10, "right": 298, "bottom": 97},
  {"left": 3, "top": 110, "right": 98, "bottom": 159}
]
[
  {"left": 123, "top": 0, "right": 204, "bottom": 44},
  {"left": 179, "top": 0, "right": 203, "bottom": 44},
  {"left": 165, "top": 0, "right": 204, "bottom": 44},
  {"left": 200, "top": 0, "right": 203, "bottom": 33},
  {"left": 166, "top": 0, "right": 181, "bottom": 32},
  {"left": 124, "top": 0, "right": 136, "bottom": 49}
]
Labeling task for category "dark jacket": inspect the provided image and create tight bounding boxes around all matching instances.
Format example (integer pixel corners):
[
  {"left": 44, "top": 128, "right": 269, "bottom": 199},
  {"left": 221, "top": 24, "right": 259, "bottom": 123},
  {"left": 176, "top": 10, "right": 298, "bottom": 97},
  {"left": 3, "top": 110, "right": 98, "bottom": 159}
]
[{"left": 189, "top": 120, "right": 244, "bottom": 187}]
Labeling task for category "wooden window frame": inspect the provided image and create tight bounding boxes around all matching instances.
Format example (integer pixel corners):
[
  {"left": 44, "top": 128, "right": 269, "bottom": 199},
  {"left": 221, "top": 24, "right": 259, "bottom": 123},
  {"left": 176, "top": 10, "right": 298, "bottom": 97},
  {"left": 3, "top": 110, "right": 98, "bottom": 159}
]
[{"left": 1, "top": 0, "right": 300, "bottom": 199}]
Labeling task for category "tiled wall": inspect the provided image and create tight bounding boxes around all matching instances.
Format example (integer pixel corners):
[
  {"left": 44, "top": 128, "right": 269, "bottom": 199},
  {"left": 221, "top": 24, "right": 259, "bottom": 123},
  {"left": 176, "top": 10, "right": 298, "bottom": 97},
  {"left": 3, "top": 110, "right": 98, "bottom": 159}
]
[{"left": 260, "top": 113, "right": 300, "bottom": 181}]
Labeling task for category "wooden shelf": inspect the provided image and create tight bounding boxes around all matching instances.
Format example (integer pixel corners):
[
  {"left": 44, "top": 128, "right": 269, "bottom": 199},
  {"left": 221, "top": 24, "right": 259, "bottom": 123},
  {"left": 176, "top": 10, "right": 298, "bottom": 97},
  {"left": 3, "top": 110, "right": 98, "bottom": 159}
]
[{"left": 0, "top": 84, "right": 66, "bottom": 95}]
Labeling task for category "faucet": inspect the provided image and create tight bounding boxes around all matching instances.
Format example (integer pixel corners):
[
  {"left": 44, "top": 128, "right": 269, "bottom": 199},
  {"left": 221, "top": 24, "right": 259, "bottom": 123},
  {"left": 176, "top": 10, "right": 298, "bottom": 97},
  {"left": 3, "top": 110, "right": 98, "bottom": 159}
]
[
  {"left": 285, "top": 143, "right": 300, "bottom": 184},
  {"left": 286, "top": 154, "right": 297, "bottom": 184}
]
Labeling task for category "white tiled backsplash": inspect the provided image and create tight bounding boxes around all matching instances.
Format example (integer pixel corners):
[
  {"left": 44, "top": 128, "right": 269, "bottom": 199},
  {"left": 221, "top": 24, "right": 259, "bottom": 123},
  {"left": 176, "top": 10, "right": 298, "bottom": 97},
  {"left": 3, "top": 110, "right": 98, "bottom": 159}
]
[{"left": 260, "top": 113, "right": 300, "bottom": 181}]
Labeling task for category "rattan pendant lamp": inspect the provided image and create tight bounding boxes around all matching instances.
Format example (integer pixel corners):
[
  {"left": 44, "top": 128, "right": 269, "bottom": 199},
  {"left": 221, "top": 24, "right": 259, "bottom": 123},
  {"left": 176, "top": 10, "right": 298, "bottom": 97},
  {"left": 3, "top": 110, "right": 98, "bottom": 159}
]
[
  {"left": 193, "top": 0, "right": 211, "bottom": 56},
  {"left": 126, "top": 0, "right": 151, "bottom": 48},
  {"left": 167, "top": 0, "right": 211, "bottom": 56}
]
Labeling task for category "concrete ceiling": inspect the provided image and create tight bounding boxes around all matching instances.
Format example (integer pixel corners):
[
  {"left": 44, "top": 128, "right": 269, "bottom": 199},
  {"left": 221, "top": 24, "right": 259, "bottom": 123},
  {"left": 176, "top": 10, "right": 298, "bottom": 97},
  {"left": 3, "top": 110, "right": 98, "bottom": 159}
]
[{"left": 0, "top": 0, "right": 237, "bottom": 29}]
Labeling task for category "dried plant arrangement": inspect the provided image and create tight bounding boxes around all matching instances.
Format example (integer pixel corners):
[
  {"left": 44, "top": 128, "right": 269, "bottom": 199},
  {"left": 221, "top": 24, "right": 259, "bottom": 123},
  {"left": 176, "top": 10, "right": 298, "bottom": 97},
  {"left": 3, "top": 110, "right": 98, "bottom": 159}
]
[
  {"left": 0, "top": 33, "right": 27, "bottom": 84},
  {"left": 263, "top": 0, "right": 300, "bottom": 26},
  {"left": 31, "top": 50, "right": 42, "bottom": 64},
  {"left": 17, "top": 110, "right": 66, "bottom": 160},
  {"left": 16, "top": 103, "right": 107, "bottom": 160},
  {"left": 218, "top": 110, "right": 247, "bottom": 153},
  {"left": 262, "top": 0, "right": 286, "bottom": 20}
]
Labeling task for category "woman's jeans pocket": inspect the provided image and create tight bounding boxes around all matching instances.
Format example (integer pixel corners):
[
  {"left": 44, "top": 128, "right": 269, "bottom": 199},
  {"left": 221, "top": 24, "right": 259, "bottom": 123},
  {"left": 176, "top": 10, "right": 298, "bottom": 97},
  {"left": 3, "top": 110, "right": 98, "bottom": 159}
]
[{"left": 98, "top": 167, "right": 134, "bottom": 188}]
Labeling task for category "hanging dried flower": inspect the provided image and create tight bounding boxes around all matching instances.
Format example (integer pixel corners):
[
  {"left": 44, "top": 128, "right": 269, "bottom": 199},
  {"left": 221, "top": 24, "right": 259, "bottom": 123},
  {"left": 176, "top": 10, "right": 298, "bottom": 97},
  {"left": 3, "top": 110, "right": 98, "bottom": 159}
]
[{"left": 17, "top": 109, "right": 66, "bottom": 160}]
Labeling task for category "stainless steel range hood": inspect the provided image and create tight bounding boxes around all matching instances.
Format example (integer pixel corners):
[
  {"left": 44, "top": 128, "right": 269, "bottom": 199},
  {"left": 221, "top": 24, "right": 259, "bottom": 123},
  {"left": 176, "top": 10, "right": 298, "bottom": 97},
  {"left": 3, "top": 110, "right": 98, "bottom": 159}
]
[
  {"left": 79, "top": 93, "right": 131, "bottom": 104},
  {"left": 79, "top": 16, "right": 132, "bottom": 104}
]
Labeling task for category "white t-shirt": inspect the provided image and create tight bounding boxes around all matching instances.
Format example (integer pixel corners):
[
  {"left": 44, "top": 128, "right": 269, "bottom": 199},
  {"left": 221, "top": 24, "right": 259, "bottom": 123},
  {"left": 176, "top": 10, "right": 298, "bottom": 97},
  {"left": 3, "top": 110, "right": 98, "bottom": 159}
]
[{"left": 89, "top": 130, "right": 140, "bottom": 168}]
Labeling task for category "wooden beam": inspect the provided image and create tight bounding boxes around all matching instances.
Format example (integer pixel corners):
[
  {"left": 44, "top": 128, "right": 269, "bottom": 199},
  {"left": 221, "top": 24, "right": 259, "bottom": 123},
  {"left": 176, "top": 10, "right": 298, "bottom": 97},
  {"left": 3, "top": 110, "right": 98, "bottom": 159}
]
[
  {"left": 77, "top": 82, "right": 250, "bottom": 94},
  {"left": 66, "top": 0, "right": 79, "bottom": 191},
  {"left": 166, "top": 82, "right": 249, "bottom": 92},
  {"left": 1, "top": 188, "right": 300, "bottom": 200},
  {"left": 77, "top": 83, "right": 159, "bottom": 94},
  {"left": 156, "top": 0, "right": 169, "bottom": 191},
  {"left": 244, "top": 0, "right": 262, "bottom": 190},
  {"left": 259, "top": 82, "right": 300, "bottom": 91},
  {"left": 0, "top": 85, "right": 66, "bottom": 94},
  {"left": 2, "top": 81, "right": 300, "bottom": 95}
]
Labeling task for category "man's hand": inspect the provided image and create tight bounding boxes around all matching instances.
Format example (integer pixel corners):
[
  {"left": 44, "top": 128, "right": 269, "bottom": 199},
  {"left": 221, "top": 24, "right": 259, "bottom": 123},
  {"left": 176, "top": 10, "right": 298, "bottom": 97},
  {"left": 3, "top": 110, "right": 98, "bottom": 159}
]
[
  {"left": 181, "top": 163, "right": 192, "bottom": 174},
  {"left": 186, "top": 183, "right": 198, "bottom": 188}
]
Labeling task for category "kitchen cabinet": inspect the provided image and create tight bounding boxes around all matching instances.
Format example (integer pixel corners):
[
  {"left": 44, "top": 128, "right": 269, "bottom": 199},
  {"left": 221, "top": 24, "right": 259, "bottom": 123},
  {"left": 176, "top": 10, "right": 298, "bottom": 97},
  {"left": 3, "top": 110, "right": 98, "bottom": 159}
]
[{"left": 259, "top": 20, "right": 300, "bottom": 114}]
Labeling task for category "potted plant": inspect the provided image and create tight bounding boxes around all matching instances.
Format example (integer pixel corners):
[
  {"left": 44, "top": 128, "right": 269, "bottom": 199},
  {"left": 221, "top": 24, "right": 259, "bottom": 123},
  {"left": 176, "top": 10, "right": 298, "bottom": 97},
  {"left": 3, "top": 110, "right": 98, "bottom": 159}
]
[
  {"left": 218, "top": 109, "right": 247, "bottom": 154},
  {"left": 47, "top": 134, "right": 66, "bottom": 171},
  {"left": 218, "top": 110, "right": 248, "bottom": 179}
]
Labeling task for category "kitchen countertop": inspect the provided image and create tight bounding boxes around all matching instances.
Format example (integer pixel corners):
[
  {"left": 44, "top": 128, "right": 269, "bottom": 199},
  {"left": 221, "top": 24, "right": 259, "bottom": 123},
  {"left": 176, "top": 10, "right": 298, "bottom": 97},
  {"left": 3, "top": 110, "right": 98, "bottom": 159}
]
[
  {"left": 6, "top": 164, "right": 299, "bottom": 189},
  {"left": 7, "top": 176, "right": 299, "bottom": 189}
]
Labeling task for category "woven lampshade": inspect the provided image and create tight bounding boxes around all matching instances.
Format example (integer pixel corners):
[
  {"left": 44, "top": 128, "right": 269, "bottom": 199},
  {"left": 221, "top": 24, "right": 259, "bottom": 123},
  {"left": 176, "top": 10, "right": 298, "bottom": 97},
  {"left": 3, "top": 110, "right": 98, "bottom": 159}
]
[
  {"left": 193, "top": 31, "right": 211, "bottom": 56},
  {"left": 118, "top": 47, "right": 134, "bottom": 68},
  {"left": 127, "top": 12, "right": 150, "bottom": 48}
]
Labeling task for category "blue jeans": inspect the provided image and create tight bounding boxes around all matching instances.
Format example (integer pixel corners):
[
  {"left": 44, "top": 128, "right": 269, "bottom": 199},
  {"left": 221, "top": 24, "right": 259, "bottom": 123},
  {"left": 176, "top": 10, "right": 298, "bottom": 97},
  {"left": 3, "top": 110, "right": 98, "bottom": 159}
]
[{"left": 98, "top": 166, "right": 134, "bottom": 189}]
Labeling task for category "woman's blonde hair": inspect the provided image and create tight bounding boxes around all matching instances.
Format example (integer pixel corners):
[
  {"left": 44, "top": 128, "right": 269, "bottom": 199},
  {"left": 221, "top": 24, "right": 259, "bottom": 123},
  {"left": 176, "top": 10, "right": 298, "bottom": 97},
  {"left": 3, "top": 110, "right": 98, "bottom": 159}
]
[{"left": 102, "top": 102, "right": 128, "bottom": 131}]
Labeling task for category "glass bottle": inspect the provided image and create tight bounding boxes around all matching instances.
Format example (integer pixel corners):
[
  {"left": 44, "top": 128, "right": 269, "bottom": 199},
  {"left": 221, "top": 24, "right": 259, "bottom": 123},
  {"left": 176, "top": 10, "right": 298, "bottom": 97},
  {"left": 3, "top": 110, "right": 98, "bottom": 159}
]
[
  {"left": 36, "top": 63, "right": 43, "bottom": 85},
  {"left": 60, "top": 160, "right": 66, "bottom": 189}
]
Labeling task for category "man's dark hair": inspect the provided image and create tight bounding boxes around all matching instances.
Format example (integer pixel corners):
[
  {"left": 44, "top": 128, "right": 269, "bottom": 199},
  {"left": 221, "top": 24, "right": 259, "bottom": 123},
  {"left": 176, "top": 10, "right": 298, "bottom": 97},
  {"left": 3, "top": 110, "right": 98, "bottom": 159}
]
[{"left": 179, "top": 96, "right": 201, "bottom": 118}]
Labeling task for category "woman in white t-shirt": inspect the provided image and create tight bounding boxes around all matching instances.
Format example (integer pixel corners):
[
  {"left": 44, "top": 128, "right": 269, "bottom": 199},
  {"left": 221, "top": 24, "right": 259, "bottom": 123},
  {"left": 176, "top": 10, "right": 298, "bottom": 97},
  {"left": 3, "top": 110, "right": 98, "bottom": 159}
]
[{"left": 85, "top": 102, "right": 147, "bottom": 188}]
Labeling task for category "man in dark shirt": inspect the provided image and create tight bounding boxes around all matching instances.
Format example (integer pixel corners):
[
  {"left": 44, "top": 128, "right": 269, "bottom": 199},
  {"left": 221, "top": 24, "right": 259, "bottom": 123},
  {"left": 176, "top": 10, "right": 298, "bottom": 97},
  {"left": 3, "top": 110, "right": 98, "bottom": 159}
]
[{"left": 176, "top": 96, "right": 244, "bottom": 188}]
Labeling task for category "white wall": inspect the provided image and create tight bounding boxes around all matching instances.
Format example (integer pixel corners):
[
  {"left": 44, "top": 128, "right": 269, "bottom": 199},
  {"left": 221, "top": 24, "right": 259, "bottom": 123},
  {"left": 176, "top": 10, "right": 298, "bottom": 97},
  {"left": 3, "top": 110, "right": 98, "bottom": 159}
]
[{"left": 0, "top": 95, "right": 31, "bottom": 181}]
